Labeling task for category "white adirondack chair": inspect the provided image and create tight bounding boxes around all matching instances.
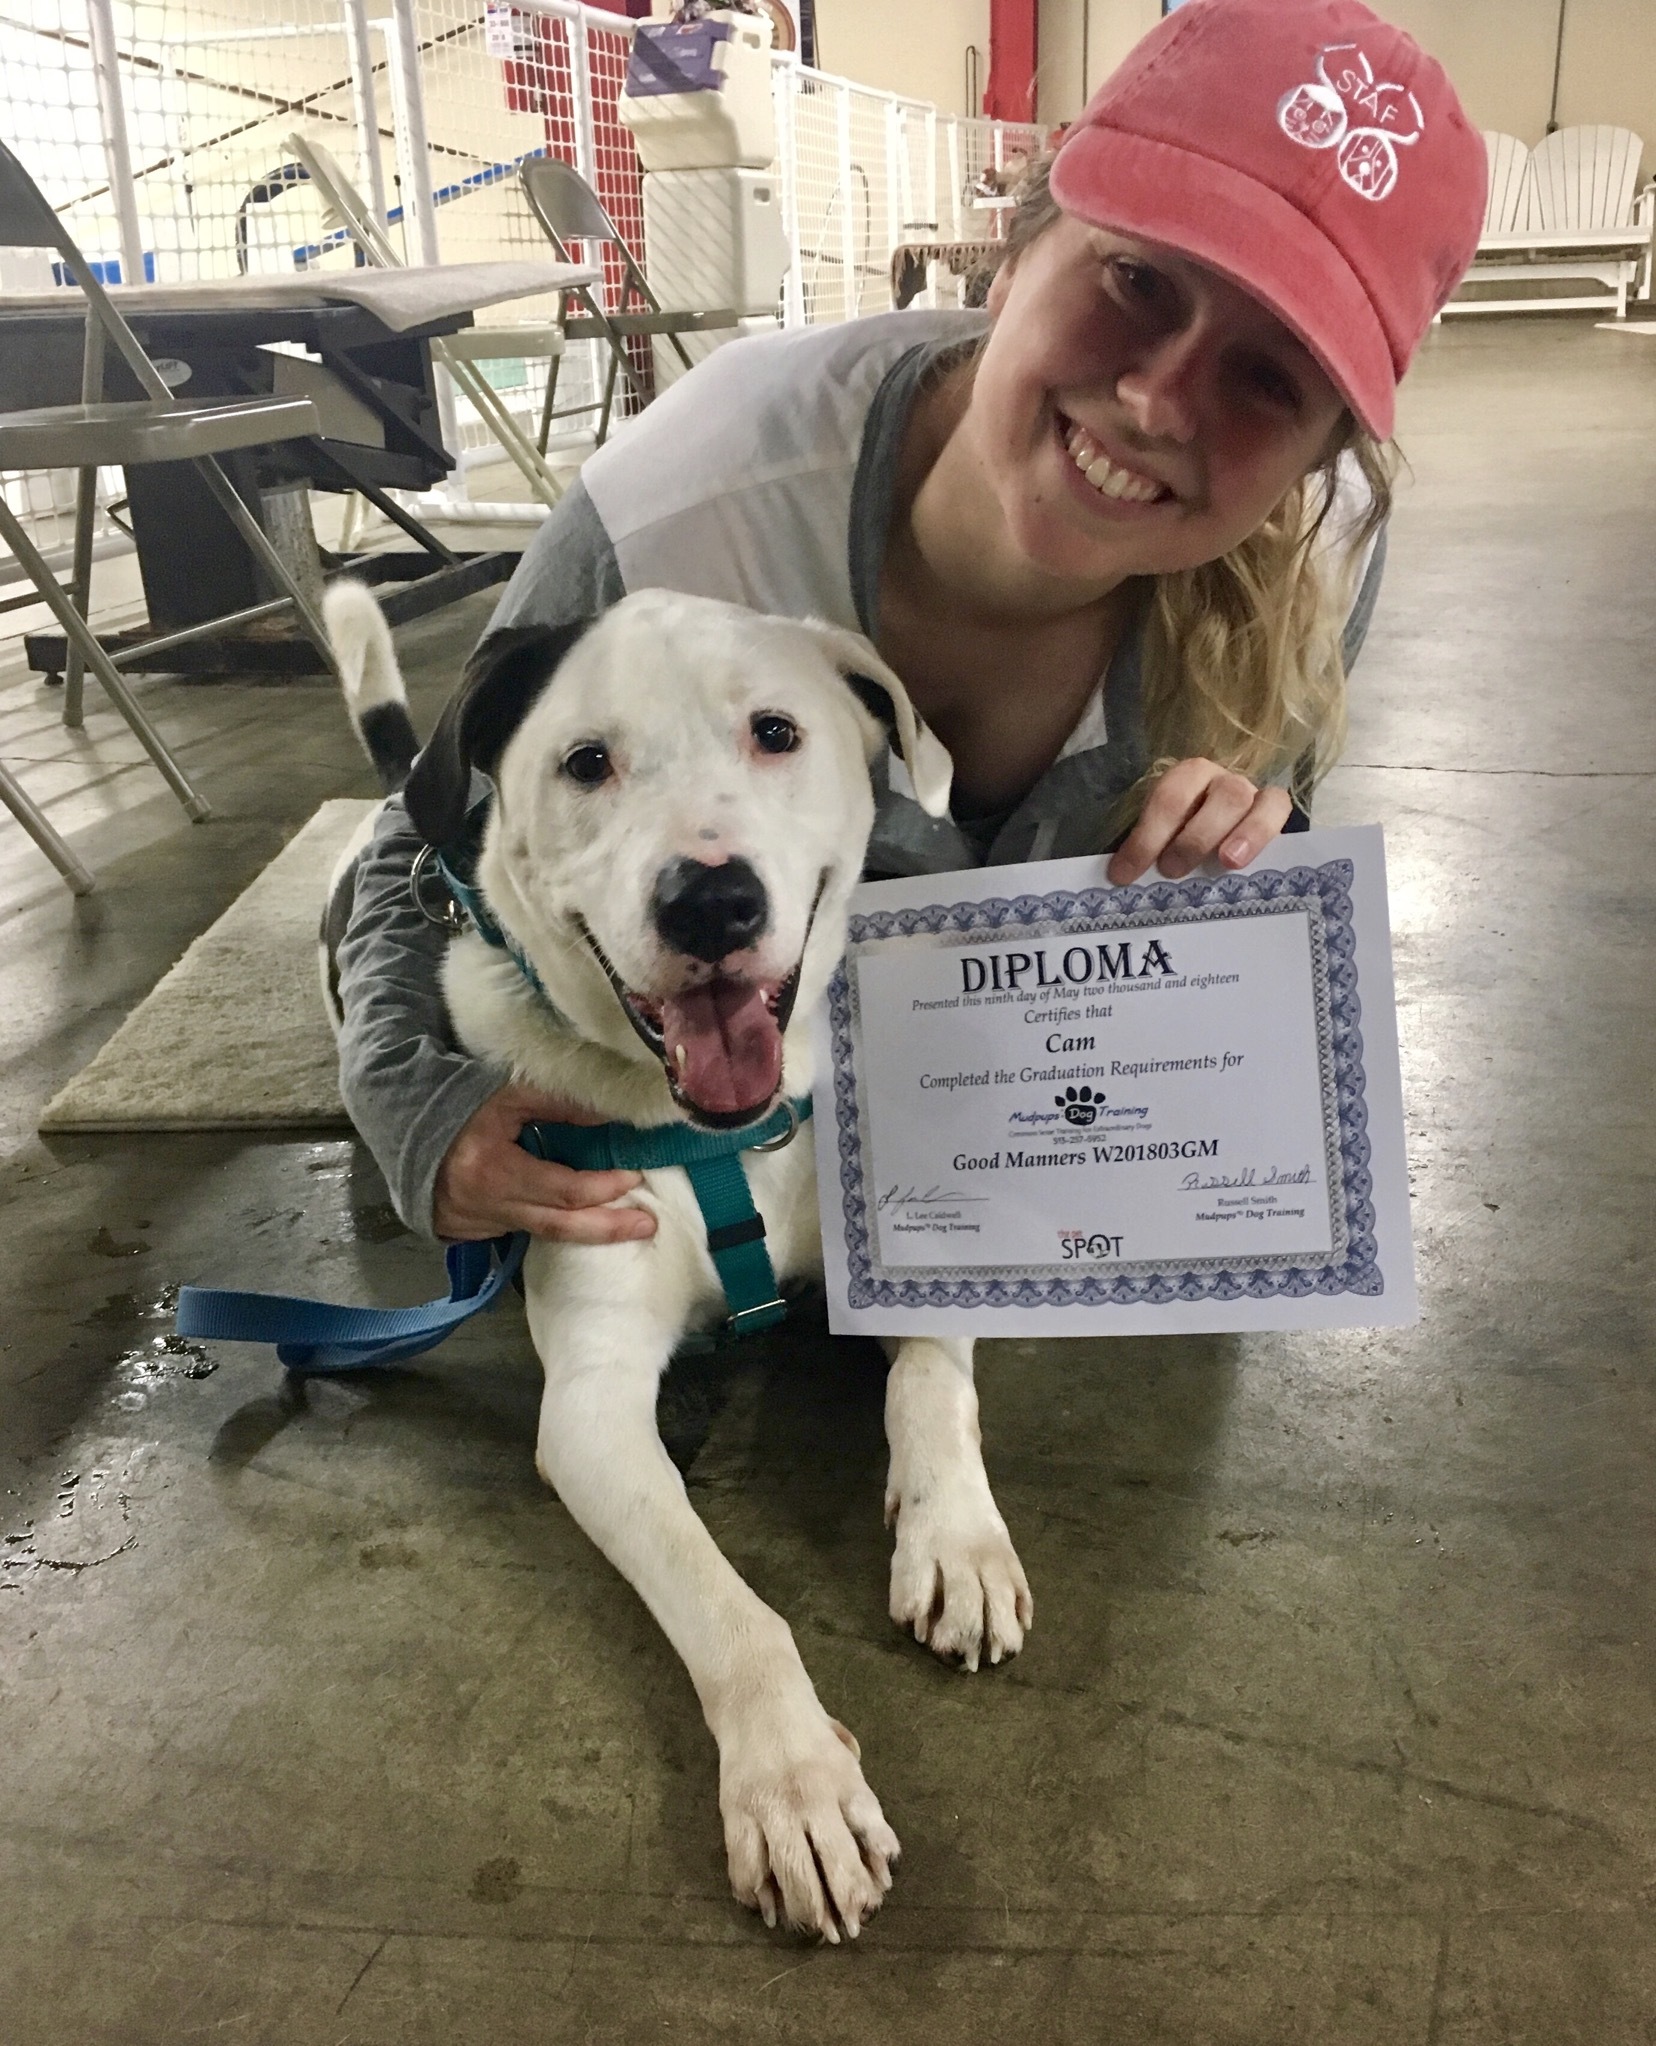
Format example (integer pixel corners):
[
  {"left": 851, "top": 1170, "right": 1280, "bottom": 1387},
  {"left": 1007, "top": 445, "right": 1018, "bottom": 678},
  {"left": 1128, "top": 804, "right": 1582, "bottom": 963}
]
[
  {"left": 1482, "top": 132, "right": 1534, "bottom": 234},
  {"left": 1448, "top": 124, "right": 1653, "bottom": 319}
]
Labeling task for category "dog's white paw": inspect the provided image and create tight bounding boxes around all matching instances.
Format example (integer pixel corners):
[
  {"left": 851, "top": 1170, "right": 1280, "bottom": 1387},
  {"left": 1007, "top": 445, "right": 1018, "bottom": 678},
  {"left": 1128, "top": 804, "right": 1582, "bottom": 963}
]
[
  {"left": 887, "top": 1488, "right": 1033, "bottom": 1672},
  {"left": 718, "top": 1696, "right": 899, "bottom": 1940}
]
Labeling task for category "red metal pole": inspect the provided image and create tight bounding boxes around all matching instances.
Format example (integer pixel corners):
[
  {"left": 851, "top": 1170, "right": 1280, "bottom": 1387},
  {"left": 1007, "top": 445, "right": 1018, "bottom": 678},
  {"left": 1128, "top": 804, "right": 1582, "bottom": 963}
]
[{"left": 984, "top": 0, "right": 1038, "bottom": 123}]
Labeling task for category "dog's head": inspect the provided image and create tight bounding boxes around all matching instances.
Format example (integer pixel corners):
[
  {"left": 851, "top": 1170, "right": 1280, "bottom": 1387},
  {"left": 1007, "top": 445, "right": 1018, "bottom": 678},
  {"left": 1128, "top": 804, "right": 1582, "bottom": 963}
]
[{"left": 405, "top": 590, "right": 952, "bottom": 1128}]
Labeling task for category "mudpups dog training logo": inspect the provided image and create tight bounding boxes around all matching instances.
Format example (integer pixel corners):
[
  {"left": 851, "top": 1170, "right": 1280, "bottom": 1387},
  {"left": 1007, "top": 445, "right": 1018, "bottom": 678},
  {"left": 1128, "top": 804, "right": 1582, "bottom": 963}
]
[
  {"left": 1057, "top": 1085, "right": 1102, "bottom": 1127},
  {"left": 1278, "top": 42, "right": 1424, "bottom": 202}
]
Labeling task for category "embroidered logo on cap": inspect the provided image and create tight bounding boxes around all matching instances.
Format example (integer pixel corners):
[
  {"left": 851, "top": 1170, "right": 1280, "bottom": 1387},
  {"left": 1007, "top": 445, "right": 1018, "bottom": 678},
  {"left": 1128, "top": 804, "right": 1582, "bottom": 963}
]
[{"left": 1278, "top": 43, "right": 1425, "bottom": 202}]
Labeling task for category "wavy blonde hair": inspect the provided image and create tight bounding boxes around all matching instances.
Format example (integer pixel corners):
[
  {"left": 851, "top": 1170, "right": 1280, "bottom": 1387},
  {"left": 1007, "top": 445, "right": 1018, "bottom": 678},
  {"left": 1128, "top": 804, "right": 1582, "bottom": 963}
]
[{"left": 991, "top": 157, "right": 1397, "bottom": 813}]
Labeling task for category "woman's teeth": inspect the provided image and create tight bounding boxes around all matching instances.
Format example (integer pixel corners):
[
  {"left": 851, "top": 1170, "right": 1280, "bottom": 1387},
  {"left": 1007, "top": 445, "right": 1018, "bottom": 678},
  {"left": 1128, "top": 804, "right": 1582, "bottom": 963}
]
[{"left": 1065, "top": 424, "right": 1167, "bottom": 505}]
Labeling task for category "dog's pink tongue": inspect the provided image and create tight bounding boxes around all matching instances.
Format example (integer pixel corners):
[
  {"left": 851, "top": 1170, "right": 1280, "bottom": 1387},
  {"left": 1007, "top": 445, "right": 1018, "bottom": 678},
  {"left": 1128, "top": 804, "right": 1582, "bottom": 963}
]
[{"left": 661, "top": 980, "right": 782, "bottom": 1118}]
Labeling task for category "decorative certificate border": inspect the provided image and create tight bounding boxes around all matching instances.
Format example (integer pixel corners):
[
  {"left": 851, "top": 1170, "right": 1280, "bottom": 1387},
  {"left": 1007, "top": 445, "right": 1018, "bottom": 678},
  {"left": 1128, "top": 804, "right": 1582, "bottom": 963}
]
[{"left": 826, "top": 859, "right": 1380, "bottom": 1312}]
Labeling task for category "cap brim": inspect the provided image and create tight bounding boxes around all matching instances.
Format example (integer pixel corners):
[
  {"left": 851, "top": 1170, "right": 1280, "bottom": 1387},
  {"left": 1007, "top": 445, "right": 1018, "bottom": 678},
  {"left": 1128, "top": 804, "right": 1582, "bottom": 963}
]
[{"left": 1049, "top": 125, "right": 1396, "bottom": 440}]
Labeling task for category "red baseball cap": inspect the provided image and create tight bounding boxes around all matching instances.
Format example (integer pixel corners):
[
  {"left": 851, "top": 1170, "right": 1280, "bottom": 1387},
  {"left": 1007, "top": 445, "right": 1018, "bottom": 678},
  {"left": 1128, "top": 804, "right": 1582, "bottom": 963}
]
[{"left": 1048, "top": 0, "right": 1486, "bottom": 438}]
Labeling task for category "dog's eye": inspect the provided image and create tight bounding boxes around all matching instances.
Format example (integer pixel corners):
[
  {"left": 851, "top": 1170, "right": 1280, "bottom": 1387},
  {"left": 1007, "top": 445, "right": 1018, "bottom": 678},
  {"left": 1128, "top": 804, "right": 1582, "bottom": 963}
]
[
  {"left": 561, "top": 742, "right": 612, "bottom": 786},
  {"left": 751, "top": 713, "right": 799, "bottom": 755}
]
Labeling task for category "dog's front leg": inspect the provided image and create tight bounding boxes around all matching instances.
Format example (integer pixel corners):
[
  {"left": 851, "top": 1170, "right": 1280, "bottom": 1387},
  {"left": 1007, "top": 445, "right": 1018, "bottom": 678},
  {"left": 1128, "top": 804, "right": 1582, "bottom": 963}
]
[
  {"left": 883, "top": 1337, "right": 1033, "bottom": 1671},
  {"left": 530, "top": 1253, "right": 899, "bottom": 1939}
]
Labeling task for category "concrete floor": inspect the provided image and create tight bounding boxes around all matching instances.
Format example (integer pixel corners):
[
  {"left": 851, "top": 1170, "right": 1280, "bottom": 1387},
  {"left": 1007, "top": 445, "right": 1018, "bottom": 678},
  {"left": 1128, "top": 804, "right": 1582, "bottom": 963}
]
[{"left": 0, "top": 320, "right": 1652, "bottom": 2044}]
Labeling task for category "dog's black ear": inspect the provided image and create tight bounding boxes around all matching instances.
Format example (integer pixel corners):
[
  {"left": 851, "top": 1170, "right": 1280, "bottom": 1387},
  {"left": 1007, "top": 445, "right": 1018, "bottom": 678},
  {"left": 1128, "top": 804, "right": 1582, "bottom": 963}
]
[{"left": 403, "top": 620, "right": 592, "bottom": 846}]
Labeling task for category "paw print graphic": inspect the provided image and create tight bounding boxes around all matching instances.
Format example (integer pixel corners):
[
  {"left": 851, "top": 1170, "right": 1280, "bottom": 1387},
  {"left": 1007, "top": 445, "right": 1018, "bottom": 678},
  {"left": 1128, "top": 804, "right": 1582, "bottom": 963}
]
[{"left": 1056, "top": 1085, "right": 1102, "bottom": 1127}]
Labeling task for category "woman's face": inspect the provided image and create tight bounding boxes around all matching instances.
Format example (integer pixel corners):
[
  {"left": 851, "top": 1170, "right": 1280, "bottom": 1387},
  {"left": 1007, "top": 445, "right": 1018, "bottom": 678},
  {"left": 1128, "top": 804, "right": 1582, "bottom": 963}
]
[{"left": 969, "top": 212, "right": 1349, "bottom": 588}]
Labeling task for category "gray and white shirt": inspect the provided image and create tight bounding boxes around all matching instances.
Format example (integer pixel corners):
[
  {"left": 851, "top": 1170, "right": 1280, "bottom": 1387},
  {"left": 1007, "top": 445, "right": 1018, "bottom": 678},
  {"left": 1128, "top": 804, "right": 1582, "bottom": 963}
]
[{"left": 337, "top": 310, "right": 1385, "bottom": 1234}]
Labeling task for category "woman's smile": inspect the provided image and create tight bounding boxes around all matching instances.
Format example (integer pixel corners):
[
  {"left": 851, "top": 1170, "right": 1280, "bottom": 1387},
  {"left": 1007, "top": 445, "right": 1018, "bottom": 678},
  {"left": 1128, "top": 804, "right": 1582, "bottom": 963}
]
[{"left": 1054, "top": 410, "right": 1188, "bottom": 516}]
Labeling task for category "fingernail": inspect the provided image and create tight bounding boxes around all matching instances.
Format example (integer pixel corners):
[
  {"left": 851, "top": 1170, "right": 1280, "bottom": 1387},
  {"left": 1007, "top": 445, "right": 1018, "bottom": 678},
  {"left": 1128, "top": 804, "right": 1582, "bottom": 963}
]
[
  {"left": 1159, "top": 854, "right": 1189, "bottom": 880},
  {"left": 1219, "top": 837, "right": 1248, "bottom": 867}
]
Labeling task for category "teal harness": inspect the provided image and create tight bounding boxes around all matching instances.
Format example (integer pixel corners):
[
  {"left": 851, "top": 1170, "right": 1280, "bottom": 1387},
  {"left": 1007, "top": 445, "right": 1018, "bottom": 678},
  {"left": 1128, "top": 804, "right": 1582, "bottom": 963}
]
[
  {"left": 174, "top": 825, "right": 812, "bottom": 1375},
  {"left": 422, "top": 820, "right": 812, "bottom": 1333}
]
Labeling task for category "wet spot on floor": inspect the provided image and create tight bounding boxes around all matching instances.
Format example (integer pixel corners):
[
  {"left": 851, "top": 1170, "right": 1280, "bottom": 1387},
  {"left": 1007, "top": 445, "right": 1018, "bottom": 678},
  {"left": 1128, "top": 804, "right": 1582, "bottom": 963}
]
[
  {"left": 469, "top": 1856, "right": 522, "bottom": 1904},
  {"left": 350, "top": 1202, "right": 409, "bottom": 1244},
  {"left": 117, "top": 1334, "right": 218, "bottom": 1386},
  {"left": 87, "top": 1227, "right": 151, "bottom": 1258},
  {"left": 358, "top": 1541, "right": 420, "bottom": 1570},
  {"left": 82, "top": 1284, "right": 180, "bottom": 1328}
]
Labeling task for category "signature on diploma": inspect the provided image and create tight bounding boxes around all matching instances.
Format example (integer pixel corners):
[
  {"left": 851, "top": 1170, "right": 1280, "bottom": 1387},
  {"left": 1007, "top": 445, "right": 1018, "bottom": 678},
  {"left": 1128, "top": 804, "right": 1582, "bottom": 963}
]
[
  {"left": 877, "top": 1183, "right": 989, "bottom": 1212},
  {"left": 1180, "top": 1164, "right": 1313, "bottom": 1191}
]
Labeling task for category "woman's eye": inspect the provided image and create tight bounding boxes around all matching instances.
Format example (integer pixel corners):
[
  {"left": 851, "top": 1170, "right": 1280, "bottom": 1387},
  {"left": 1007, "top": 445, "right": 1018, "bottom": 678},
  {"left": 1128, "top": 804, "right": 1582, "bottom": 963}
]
[
  {"left": 561, "top": 742, "right": 612, "bottom": 786},
  {"left": 1246, "top": 359, "right": 1302, "bottom": 412},
  {"left": 1108, "top": 257, "right": 1165, "bottom": 307},
  {"left": 751, "top": 712, "right": 799, "bottom": 755}
]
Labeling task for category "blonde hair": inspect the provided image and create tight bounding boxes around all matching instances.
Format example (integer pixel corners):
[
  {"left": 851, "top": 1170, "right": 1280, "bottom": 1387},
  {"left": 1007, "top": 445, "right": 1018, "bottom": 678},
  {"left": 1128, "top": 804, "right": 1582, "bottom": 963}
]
[{"left": 993, "top": 158, "right": 1397, "bottom": 814}]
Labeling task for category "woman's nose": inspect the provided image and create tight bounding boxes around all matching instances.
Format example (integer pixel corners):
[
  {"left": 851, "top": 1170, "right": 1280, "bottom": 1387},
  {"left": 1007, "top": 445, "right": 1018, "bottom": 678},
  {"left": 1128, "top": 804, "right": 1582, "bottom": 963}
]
[{"left": 1114, "top": 333, "right": 1202, "bottom": 446}]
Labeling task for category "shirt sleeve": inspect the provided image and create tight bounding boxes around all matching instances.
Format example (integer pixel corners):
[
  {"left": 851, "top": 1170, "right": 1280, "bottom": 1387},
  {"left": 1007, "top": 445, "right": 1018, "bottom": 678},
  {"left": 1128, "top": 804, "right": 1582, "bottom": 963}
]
[
  {"left": 335, "top": 795, "right": 508, "bottom": 1238},
  {"left": 334, "top": 480, "right": 626, "bottom": 1236}
]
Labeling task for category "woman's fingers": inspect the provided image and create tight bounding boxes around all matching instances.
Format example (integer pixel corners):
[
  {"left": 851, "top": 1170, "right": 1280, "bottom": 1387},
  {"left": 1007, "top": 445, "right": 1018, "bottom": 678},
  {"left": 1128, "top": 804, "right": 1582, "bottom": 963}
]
[
  {"left": 431, "top": 1081, "right": 658, "bottom": 1243},
  {"left": 502, "top": 1200, "right": 656, "bottom": 1246},
  {"left": 1216, "top": 784, "right": 1293, "bottom": 871},
  {"left": 1107, "top": 761, "right": 1291, "bottom": 885}
]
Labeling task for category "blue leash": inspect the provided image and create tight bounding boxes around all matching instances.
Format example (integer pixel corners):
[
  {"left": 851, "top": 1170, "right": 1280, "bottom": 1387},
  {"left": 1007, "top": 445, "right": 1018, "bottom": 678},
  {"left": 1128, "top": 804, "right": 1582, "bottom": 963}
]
[{"left": 175, "top": 1096, "right": 812, "bottom": 1376}]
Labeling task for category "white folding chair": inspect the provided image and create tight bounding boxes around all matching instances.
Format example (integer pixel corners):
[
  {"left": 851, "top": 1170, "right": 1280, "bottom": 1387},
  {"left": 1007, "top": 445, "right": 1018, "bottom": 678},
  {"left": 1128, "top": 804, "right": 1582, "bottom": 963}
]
[{"left": 287, "top": 134, "right": 569, "bottom": 510}]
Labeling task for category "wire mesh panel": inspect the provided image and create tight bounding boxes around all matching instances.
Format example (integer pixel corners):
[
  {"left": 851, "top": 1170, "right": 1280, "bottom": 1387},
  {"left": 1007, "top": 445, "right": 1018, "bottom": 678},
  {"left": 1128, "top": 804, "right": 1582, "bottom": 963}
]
[
  {"left": 405, "top": 0, "right": 647, "bottom": 453},
  {"left": 114, "top": 0, "right": 366, "bottom": 283},
  {"left": 0, "top": 0, "right": 1047, "bottom": 561},
  {"left": 1, "top": 0, "right": 140, "bottom": 579}
]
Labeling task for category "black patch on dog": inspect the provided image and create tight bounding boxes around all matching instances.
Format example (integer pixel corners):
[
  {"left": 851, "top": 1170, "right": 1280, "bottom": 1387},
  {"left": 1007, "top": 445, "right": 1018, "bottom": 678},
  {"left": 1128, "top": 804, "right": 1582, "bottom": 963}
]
[
  {"left": 404, "top": 619, "right": 594, "bottom": 847},
  {"left": 357, "top": 701, "right": 420, "bottom": 794},
  {"left": 843, "top": 671, "right": 901, "bottom": 749}
]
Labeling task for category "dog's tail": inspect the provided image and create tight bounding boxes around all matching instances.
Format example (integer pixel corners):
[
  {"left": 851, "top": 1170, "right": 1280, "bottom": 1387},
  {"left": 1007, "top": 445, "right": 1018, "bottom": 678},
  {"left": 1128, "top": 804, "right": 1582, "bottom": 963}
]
[{"left": 323, "top": 579, "right": 420, "bottom": 794}]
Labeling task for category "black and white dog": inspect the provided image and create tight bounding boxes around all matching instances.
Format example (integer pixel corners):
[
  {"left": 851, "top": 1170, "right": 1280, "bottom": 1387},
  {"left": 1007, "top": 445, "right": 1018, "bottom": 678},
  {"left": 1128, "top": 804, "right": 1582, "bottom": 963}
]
[{"left": 322, "top": 582, "right": 1032, "bottom": 1940}]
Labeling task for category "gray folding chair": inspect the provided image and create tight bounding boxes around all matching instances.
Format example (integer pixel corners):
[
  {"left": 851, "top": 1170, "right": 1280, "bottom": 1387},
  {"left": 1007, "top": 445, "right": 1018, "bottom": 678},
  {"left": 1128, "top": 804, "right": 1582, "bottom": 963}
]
[
  {"left": 0, "top": 136, "right": 341, "bottom": 885},
  {"left": 519, "top": 155, "right": 739, "bottom": 448}
]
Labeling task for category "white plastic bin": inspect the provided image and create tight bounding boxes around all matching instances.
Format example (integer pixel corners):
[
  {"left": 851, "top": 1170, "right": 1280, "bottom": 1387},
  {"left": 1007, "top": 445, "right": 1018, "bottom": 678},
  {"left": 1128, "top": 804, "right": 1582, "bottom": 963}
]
[
  {"left": 620, "top": 10, "right": 775, "bottom": 173},
  {"left": 643, "top": 165, "right": 789, "bottom": 316}
]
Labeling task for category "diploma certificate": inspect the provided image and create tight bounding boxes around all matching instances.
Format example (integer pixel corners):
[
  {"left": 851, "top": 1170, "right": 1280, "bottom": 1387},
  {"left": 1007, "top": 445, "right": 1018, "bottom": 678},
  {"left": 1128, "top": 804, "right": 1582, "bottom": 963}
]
[{"left": 811, "top": 827, "right": 1416, "bottom": 1336}]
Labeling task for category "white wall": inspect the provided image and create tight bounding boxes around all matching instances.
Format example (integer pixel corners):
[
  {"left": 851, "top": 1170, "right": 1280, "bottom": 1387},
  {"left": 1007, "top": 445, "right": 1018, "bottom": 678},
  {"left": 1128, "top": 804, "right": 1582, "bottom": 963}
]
[
  {"left": 1033, "top": 0, "right": 1656, "bottom": 175},
  {"left": 813, "top": 0, "right": 992, "bottom": 116}
]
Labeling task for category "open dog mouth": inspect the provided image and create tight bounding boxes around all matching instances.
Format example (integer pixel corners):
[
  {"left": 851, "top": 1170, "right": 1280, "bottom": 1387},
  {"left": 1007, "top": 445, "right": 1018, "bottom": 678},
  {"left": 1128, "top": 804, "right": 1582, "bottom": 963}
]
[{"left": 577, "top": 921, "right": 806, "bottom": 1130}]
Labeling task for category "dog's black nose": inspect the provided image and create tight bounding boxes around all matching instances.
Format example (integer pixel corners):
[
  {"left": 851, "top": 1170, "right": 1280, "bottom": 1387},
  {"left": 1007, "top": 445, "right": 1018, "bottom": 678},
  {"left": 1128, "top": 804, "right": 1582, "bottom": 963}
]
[{"left": 652, "top": 856, "right": 770, "bottom": 963}]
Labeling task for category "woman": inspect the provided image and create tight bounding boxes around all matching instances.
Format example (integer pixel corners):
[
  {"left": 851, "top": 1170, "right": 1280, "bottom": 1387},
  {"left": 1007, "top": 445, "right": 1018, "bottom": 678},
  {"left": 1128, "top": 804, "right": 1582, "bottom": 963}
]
[{"left": 336, "top": 0, "right": 1485, "bottom": 1246}]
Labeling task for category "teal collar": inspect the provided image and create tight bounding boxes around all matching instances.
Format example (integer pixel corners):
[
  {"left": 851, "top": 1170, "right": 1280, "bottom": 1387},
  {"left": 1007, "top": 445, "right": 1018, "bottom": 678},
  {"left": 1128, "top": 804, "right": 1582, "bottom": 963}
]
[{"left": 523, "top": 1096, "right": 813, "bottom": 1333}]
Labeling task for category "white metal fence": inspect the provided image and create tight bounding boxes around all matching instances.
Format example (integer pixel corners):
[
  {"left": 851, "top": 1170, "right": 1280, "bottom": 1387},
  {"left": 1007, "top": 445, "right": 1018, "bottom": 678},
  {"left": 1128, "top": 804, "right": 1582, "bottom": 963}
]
[{"left": 1, "top": 0, "right": 1041, "bottom": 573}]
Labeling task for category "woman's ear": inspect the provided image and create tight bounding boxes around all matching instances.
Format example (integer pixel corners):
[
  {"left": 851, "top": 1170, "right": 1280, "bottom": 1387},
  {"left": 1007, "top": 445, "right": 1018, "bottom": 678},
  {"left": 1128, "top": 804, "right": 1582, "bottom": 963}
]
[
  {"left": 794, "top": 619, "right": 954, "bottom": 819},
  {"left": 403, "top": 619, "right": 592, "bottom": 846}
]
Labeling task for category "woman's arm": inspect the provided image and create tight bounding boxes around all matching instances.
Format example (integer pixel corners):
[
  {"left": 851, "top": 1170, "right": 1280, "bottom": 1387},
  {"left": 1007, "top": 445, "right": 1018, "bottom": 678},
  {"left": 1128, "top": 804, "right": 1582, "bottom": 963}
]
[
  {"left": 335, "top": 794, "right": 508, "bottom": 1234},
  {"left": 336, "top": 479, "right": 648, "bottom": 1239}
]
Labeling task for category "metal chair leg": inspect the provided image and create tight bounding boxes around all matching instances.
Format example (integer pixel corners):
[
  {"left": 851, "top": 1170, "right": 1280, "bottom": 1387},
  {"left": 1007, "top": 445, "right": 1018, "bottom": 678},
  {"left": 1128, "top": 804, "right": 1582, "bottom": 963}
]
[
  {"left": 440, "top": 353, "right": 562, "bottom": 510},
  {"left": 0, "top": 758, "right": 94, "bottom": 894},
  {"left": 62, "top": 463, "right": 97, "bottom": 730},
  {"left": 537, "top": 349, "right": 563, "bottom": 456},
  {"left": 596, "top": 351, "right": 621, "bottom": 447},
  {"left": 0, "top": 497, "right": 211, "bottom": 824},
  {"left": 190, "top": 459, "right": 342, "bottom": 684}
]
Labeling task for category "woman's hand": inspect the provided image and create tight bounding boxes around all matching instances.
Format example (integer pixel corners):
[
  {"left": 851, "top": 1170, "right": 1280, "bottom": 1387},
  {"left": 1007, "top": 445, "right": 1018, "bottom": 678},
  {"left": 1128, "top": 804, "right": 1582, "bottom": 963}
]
[
  {"left": 1106, "top": 758, "right": 1292, "bottom": 886},
  {"left": 432, "top": 1081, "right": 658, "bottom": 1245}
]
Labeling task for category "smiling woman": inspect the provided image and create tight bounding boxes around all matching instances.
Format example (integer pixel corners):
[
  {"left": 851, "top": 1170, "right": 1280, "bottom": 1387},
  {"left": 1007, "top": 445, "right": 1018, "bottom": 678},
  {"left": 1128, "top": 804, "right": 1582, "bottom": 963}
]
[
  {"left": 331, "top": 0, "right": 1489, "bottom": 1251},
  {"left": 973, "top": 161, "right": 1398, "bottom": 811}
]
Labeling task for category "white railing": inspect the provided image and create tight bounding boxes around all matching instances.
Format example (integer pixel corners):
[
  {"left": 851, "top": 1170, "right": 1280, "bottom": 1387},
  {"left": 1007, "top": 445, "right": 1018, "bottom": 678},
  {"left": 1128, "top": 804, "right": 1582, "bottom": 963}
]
[{"left": 2, "top": 0, "right": 1041, "bottom": 570}]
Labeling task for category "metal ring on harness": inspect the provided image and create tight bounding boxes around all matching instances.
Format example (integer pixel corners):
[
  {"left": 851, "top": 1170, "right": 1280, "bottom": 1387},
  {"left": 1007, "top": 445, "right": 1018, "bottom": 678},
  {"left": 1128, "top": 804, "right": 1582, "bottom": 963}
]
[
  {"left": 749, "top": 1098, "right": 801, "bottom": 1153},
  {"left": 409, "top": 842, "right": 468, "bottom": 933}
]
